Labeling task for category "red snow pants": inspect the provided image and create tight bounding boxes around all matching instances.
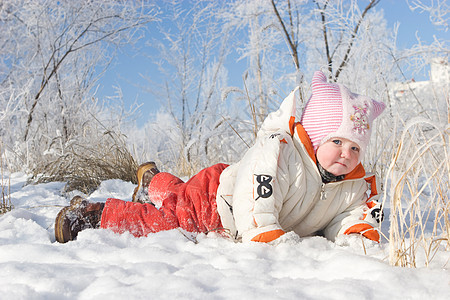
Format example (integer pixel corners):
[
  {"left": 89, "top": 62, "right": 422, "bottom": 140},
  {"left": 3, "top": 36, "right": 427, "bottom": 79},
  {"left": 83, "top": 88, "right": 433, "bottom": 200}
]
[{"left": 100, "top": 163, "right": 228, "bottom": 237}]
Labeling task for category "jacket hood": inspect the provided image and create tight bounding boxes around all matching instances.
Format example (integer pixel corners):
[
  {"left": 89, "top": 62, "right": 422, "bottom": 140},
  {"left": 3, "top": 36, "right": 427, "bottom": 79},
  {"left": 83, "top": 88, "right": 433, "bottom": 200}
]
[{"left": 257, "top": 88, "right": 299, "bottom": 138}]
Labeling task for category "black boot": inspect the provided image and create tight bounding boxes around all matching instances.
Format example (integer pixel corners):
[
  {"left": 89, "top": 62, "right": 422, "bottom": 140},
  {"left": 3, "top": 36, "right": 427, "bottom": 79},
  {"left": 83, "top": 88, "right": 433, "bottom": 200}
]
[{"left": 55, "top": 196, "right": 105, "bottom": 243}]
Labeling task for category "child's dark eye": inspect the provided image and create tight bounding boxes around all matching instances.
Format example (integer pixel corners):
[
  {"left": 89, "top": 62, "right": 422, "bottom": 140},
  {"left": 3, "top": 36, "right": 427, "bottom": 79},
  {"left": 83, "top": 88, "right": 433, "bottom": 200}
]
[
  {"left": 351, "top": 146, "right": 360, "bottom": 152},
  {"left": 332, "top": 139, "right": 342, "bottom": 145}
]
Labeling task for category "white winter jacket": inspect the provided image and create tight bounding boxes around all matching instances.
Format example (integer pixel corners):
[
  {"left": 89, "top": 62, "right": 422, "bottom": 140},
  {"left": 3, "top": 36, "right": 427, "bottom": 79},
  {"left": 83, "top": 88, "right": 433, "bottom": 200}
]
[{"left": 216, "top": 89, "right": 382, "bottom": 243}]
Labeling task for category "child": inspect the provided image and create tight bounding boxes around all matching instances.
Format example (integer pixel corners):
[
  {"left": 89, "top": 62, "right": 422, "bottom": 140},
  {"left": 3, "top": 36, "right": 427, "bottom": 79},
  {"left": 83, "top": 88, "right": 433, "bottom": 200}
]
[{"left": 55, "top": 71, "right": 385, "bottom": 244}]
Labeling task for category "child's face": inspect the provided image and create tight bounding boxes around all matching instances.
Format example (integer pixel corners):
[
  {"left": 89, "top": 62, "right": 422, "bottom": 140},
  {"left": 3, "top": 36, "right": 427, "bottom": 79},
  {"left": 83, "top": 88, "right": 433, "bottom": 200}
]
[{"left": 316, "top": 138, "right": 360, "bottom": 176}]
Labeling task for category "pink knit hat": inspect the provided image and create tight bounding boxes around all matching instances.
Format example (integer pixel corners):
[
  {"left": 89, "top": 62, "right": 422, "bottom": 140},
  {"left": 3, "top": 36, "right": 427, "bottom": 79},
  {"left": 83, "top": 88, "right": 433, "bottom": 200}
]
[{"left": 300, "top": 71, "right": 385, "bottom": 158}]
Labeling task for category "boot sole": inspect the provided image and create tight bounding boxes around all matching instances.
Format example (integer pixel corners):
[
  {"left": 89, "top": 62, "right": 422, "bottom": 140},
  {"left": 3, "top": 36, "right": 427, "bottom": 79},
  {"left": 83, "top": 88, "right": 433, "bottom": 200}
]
[
  {"left": 55, "top": 206, "right": 72, "bottom": 243},
  {"left": 55, "top": 197, "right": 85, "bottom": 243}
]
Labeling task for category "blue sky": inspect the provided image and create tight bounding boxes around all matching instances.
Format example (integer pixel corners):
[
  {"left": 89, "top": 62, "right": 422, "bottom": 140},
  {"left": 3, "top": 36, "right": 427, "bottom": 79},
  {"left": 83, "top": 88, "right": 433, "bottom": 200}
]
[{"left": 97, "top": 1, "right": 448, "bottom": 127}]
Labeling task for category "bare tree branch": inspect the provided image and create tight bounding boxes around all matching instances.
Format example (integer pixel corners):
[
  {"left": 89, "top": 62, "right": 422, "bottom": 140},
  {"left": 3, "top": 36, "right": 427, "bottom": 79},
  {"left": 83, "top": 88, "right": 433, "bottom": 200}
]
[
  {"left": 334, "top": 0, "right": 380, "bottom": 80},
  {"left": 271, "top": 0, "right": 300, "bottom": 70},
  {"left": 315, "top": 0, "right": 332, "bottom": 75},
  {"left": 315, "top": 0, "right": 380, "bottom": 80}
]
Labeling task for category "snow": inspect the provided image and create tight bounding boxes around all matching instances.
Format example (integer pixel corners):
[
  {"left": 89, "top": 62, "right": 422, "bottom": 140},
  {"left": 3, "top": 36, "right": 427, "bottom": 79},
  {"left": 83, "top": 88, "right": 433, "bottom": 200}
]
[{"left": 0, "top": 173, "right": 448, "bottom": 299}]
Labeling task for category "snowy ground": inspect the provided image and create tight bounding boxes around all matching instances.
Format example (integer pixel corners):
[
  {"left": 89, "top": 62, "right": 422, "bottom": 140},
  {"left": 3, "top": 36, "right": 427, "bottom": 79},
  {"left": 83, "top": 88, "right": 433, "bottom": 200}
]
[{"left": 0, "top": 173, "right": 448, "bottom": 299}]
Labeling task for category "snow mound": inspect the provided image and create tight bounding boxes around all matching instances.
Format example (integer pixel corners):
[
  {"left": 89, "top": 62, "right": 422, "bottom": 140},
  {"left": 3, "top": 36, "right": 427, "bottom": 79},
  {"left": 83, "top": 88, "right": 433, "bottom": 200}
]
[{"left": 0, "top": 173, "right": 448, "bottom": 299}]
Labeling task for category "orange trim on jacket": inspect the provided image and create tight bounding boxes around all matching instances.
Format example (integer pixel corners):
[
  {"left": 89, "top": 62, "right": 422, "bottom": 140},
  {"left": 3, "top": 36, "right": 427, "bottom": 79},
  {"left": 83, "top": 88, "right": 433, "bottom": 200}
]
[
  {"left": 364, "top": 175, "right": 378, "bottom": 201},
  {"left": 344, "top": 223, "right": 380, "bottom": 242},
  {"left": 251, "top": 229, "right": 285, "bottom": 243},
  {"left": 292, "top": 122, "right": 316, "bottom": 163}
]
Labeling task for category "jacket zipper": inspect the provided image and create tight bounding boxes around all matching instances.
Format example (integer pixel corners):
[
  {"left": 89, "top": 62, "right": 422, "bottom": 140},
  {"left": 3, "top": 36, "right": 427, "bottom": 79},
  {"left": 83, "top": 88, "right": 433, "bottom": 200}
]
[{"left": 320, "top": 183, "right": 326, "bottom": 201}]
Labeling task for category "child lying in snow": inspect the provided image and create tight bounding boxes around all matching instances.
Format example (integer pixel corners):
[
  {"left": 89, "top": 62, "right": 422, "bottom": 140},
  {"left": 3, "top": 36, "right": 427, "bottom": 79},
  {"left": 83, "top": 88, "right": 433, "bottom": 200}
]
[{"left": 55, "top": 71, "right": 385, "bottom": 244}]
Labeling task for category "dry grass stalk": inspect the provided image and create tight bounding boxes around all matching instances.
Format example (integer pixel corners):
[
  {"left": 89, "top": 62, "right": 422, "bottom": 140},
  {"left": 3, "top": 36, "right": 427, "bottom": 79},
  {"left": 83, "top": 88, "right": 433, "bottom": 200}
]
[
  {"left": 176, "top": 150, "right": 197, "bottom": 179},
  {"left": 385, "top": 113, "right": 449, "bottom": 268},
  {"left": 243, "top": 75, "right": 259, "bottom": 140},
  {"left": 1, "top": 140, "right": 13, "bottom": 215},
  {"left": 32, "top": 129, "right": 139, "bottom": 194}
]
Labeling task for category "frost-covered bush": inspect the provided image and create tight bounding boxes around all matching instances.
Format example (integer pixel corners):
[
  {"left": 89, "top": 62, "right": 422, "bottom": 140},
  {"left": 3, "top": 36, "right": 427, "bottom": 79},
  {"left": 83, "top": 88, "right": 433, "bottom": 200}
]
[{"left": 384, "top": 112, "right": 449, "bottom": 267}]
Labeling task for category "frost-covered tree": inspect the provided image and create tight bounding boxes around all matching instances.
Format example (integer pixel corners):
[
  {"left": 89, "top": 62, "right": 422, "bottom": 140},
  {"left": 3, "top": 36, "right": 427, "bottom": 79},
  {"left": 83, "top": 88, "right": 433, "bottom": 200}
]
[
  {"left": 312, "top": 0, "right": 380, "bottom": 80},
  {"left": 0, "top": 0, "right": 158, "bottom": 171},
  {"left": 140, "top": 0, "right": 241, "bottom": 175},
  {"left": 407, "top": 0, "right": 449, "bottom": 31},
  {"left": 221, "top": 0, "right": 395, "bottom": 133},
  {"left": 131, "top": 1, "right": 401, "bottom": 177},
  {"left": 222, "top": 0, "right": 306, "bottom": 128}
]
